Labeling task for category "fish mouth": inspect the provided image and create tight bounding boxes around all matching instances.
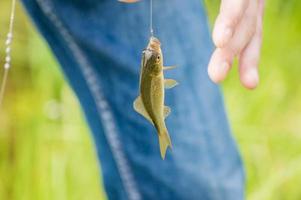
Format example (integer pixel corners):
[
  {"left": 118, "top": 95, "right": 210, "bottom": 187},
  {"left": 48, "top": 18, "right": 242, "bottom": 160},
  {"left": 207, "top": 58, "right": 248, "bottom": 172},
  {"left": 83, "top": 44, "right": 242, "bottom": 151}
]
[
  {"left": 143, "top": 48, "right": 153, "bottom": 62},
  {"left": 142, "top": 36, "right": 162, "bottom": 65},
  {"left": 147, "top": 36, "right": 161, "bottom": 53}
]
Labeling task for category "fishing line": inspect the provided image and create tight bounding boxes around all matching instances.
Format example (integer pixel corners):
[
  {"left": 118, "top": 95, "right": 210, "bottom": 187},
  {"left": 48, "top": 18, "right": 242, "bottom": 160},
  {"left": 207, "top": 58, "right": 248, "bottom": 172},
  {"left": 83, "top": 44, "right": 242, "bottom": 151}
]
[
  {"left": 0, "top": 0, "right": 16, "bottom": 108},
  {"left": 150, "top": 0, "right": 154, "bottom": 36}
]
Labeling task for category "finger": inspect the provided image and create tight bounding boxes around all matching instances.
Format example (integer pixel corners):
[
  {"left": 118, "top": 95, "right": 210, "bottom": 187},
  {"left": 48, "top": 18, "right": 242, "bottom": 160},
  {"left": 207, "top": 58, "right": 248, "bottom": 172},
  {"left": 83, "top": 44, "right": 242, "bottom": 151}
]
[
  {"left": 208, "top": 48, "right": 234, "bottom": 83},
  {"left": 227, "top": 0, "right": 258, "bottom": 56},
  {"left": 208, "top": 0, "right": 257, "bottom": 84},
  {"left": 213, "top": 0, "right": 249, "bottom": 47},
  {"left": 239, "top": 0, "right": 264, "bottom": 89}
]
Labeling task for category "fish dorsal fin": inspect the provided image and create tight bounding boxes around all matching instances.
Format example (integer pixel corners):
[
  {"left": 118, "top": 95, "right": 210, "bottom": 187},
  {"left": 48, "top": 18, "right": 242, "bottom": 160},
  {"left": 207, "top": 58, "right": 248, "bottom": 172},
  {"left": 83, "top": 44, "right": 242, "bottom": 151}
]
[
  {"left": 164, "top": 106, "right": 171, "bottom": 118},
  {"left": 133, "top": 96, "right": 153, "bottom": 125},
  {"left": 164, "top": 79, "right": 179, "bottom": 89}
]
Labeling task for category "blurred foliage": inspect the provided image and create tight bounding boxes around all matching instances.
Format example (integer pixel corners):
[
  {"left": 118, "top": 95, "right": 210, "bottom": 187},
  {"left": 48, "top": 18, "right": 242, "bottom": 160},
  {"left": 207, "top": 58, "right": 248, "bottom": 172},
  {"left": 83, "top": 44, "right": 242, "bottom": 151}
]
[
  {"left": 0, "top": 0, "right": 300, "bottom": 199},
  {"left": 206, "top": 0, "right": 301, "bottom": 199},
  {"left": 0, "top": 1, "right": 106, "bottom": 200}
]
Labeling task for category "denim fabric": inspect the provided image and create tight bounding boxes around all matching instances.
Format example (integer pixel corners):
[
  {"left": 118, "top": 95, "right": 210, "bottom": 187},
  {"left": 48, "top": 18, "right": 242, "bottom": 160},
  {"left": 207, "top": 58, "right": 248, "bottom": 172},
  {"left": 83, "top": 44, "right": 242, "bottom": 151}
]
[{"left": 21, "top": 0, "right": 245, "bottom": 199}]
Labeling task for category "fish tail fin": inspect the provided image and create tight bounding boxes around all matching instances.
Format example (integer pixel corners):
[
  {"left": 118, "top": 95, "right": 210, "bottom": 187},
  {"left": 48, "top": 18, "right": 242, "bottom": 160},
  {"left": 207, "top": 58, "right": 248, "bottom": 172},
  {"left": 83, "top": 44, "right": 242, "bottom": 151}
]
[{"left": 158, "top": 129, "right": 172, "bottom": 159}]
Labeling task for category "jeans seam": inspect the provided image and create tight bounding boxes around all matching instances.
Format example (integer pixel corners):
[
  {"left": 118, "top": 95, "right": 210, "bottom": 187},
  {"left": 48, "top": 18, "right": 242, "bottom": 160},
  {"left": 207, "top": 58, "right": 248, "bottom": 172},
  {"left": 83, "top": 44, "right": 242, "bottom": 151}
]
[{"left": 35, "top": 0, "right": 141, "bottom": 199}]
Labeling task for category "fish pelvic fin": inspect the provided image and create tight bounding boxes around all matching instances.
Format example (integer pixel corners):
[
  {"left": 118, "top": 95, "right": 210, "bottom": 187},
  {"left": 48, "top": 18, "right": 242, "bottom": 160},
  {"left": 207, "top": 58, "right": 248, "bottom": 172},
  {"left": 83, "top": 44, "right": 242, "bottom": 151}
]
[
  {"left": 164, "top": 79, "right": 179, "bottom": 89},
  {"left": 133, "top": 96, "right": 153, "bottom": 125},
  {"left": 158, "top": 129, "right": 172, "bottom": 159},
  {"left": 164, "top": 106, "right": 171, "bottom": 118}
]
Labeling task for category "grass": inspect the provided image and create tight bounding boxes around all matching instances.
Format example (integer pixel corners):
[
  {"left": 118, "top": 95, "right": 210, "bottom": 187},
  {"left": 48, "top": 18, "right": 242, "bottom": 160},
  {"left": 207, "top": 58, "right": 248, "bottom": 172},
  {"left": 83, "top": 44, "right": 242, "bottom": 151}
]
[
  {"left": 0, "top": 1, "right": 106, "bottom": 199},
  {"left": 0, "top": 0, "right": 301, "bottom": 199}
]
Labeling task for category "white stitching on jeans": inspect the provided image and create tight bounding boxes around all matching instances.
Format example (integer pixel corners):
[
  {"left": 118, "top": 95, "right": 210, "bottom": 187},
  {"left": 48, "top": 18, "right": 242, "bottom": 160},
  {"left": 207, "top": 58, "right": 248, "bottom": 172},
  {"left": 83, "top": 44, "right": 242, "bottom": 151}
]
[{"left": 35, "top": 0, "right": 141, "bottom": 199}]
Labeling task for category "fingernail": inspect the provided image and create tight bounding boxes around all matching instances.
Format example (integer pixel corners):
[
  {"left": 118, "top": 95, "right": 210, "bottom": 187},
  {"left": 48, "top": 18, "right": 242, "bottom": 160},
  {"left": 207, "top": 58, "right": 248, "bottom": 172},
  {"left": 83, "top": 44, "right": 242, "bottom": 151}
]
[
  {"left": 220, "top": 61, "right": 230, "bottom": 74},
  {"left": 211, "top": 61, "right": 230, "bottom": 83},
  {"left": 245, "top": 68, "right": 259, "bottom": 89}
]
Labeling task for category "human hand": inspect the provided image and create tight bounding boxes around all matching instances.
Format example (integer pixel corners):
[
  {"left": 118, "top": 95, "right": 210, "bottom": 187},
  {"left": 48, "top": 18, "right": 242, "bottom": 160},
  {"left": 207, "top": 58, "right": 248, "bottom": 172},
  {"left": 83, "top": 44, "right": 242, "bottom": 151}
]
[{"left": 208, "top": 0, "right": 265, "bottom": 89}]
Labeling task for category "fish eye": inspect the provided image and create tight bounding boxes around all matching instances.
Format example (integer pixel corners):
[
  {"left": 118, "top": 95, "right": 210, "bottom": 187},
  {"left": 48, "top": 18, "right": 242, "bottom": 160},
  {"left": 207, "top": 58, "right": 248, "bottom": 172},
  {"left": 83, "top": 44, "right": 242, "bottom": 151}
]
[{"left": 156, "top": 55, "right": 161, "bottom": 62}]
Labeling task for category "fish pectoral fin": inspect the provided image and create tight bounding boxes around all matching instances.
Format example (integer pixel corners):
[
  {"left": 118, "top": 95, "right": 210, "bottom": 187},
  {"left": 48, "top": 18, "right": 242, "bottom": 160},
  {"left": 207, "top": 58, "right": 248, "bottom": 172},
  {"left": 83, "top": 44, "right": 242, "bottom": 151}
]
[
  {"left": 164, "top": 79, "right": 179, "bottom": 89},
  {"left": 164, "top": 106, "right": 171, "bottom": 118},
  {"left": 163, "top": 66, "right": 176, "bottom": 70},
  {"left": 133, "top": 96, "right": 153, "bottom": 125}
]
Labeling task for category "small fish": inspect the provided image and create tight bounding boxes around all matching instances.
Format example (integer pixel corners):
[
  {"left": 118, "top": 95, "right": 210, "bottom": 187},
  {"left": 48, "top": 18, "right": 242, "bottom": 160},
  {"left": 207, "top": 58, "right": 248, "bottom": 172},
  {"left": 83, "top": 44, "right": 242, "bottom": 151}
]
[{"left": 133, "top": 37, "right": 178, "bottom": 159}]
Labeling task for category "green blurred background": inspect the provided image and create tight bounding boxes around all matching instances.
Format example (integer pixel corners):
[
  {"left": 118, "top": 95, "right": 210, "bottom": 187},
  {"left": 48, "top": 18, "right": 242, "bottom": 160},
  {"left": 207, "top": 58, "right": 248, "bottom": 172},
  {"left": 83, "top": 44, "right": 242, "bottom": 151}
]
[{"left": 0, "top": 0, "right": 300, "bottom": 199}]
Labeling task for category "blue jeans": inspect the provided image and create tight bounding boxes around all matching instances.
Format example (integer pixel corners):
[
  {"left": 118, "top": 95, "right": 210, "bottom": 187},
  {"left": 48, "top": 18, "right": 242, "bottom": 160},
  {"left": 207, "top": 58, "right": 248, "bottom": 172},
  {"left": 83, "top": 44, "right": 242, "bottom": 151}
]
[{"left": 22, "top": 0, "right": 245, "bottom": 199}]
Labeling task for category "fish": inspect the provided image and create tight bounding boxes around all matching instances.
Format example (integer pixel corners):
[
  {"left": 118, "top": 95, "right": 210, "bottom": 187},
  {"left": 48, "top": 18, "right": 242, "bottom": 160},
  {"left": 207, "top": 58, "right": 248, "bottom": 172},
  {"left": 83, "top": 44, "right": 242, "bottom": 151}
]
[{"left": 133, "top": 36, "right": 178, "bottom": 159}]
